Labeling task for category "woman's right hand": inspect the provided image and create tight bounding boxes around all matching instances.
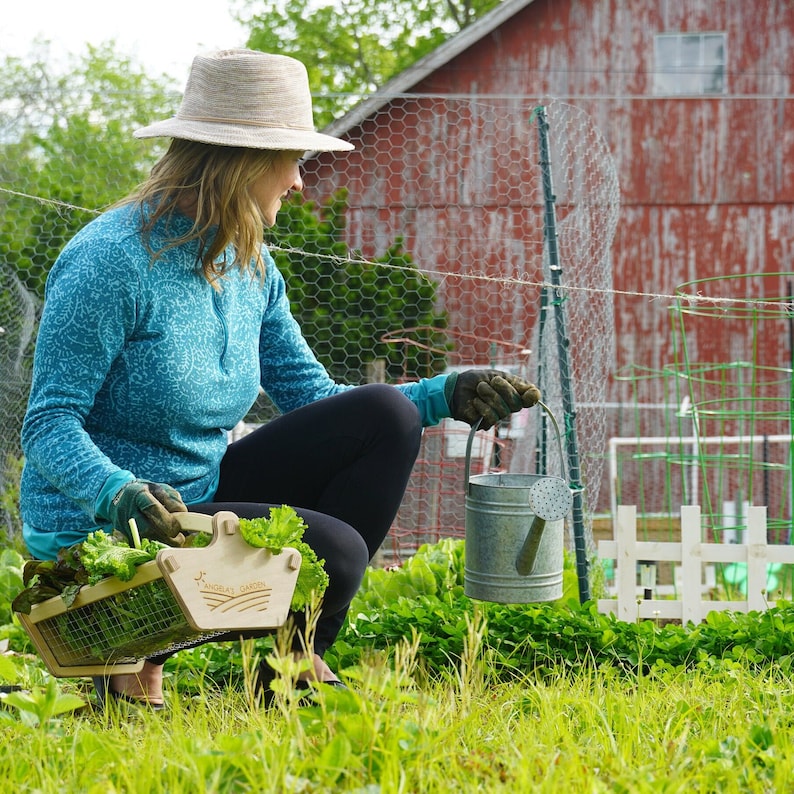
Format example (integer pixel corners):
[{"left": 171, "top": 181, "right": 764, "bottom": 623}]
[{"left": 108, "top": 480, "right": 188, "bottom": 546}]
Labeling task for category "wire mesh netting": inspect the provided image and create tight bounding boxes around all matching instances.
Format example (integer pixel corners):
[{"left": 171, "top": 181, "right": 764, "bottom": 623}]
[
  {"left": 30, "top": 576, "right": 226, "bottom": 668},
  {"left": 3, "top": 73, "right": 793, "bottom": 603},
  {"left": 1, "top": 92, "right": 620, "bottom": 567},
  {"left": 0, "top": 265, "right": 39, "bottom": 540},
  {"left": 298, "top": 98, "right": 621, "bottom": 562}
]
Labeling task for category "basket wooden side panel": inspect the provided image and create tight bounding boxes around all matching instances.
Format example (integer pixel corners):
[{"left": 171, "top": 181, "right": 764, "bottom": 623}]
[{"left": 159, "top": 511, "right": 302, "bottom": 631}]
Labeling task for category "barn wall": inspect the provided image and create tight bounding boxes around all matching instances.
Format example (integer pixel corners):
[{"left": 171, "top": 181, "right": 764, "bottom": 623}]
[{"left": 304, "top": 0, "right": 794, "bottom": 515}]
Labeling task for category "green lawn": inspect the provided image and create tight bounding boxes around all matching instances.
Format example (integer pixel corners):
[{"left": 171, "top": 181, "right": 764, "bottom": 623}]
[{"left": 1, "top": 651, "right": 792, "bottom": 793}]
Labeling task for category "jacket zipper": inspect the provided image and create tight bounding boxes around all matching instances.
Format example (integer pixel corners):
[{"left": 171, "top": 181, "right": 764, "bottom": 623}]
[{"left": 212, "top": 290, "right": 230, "bottom": 373}]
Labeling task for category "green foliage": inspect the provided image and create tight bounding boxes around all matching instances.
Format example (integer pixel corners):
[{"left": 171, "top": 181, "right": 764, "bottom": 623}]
[
  {"left": 239, "top": 508, "right": 330, "bottom": 611},
  {"left": 325, "top": 537, "right": 794, "bottom": 680},
  {"left": 294, "top": 666, "right": 427, "bottom": 786},
  {"left": 8, "top": 532, "right": 794, "bottom": 790},
  {"left": 0, "top": 548, "right": 25, "bottom": 624},
  {"left": 271, "top": 190, "right": 450, "bottom": 382},
  {"left": 239, "top": 505, "right": 307, "bottom": 552},
  {"left": 240, "top": 0, "right": 502, "bottom": 125},
  {"left": 78, "top": 531, "right": 165, "bottom": 585},
  {"left": 0, "top": 45, "right": 177, "bottom": 298},
  {"left": 11, "top": 530, "right": 794, "bottom": 693},
  {"left": 1, "top": 676, "right": 85, "bottom": 727}
]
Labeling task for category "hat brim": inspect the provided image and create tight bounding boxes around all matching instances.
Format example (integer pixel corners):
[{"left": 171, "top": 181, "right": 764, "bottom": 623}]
[{"left": 133, "top": 118, "right": 354, "bottom": 152}]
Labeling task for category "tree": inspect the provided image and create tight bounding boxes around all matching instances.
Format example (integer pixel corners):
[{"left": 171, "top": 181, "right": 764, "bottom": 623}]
[
  {"left": 0, "top": 45, "right": 177, "bottom": 297},
  {"left": 240, "top": 0, "right": 502, "bottom": 124},
  {"left": 270, "top": 189, "right": 450, "bottom": 386}
]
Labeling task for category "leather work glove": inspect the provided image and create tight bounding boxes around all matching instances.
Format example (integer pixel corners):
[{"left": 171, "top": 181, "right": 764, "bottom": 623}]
[
  {"left": 445, "top": 370, "right": 541, "bottom": 430},
  {"left": 108, "top": 480, "right": 188, "bottom": 546}
]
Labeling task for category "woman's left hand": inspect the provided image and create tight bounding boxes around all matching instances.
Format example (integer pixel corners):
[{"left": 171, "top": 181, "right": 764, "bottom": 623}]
[{"left": 445, "top": 370, "right": 541, "bottom": 429}]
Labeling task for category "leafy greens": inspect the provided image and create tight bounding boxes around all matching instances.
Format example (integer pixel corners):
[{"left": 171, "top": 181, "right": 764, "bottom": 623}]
[
  {"left": 239, "top": 506, "right": 329, "bottom": 611},
  {"left": 12, "top": 531, "right": 165, "bottom": 614}
]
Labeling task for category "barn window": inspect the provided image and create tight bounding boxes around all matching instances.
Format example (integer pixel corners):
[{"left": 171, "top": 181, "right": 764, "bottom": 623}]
[{"left": 653, "top": 33, "right": 726, "bottom": 95}]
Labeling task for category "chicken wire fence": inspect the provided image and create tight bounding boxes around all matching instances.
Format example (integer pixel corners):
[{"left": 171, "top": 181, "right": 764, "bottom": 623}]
[{"left": 0, "top": 93, "right": 621, "bottom": 566}]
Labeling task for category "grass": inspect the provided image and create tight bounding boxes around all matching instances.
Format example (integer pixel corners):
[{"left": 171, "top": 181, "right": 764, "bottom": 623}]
[
  {"left": 2, "top": 633, "right": 794, "bottom": 792},
  {"left": 5, "top": 542, "right": 794, "bottom": 791}
]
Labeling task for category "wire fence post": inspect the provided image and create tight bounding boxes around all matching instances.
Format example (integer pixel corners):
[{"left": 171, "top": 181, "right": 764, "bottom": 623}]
[{"left": 535, "top": 105, "right": 590, "bottom": 603}]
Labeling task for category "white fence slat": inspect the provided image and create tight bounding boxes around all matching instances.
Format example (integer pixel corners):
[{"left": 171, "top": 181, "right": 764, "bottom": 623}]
[
  {"left": 746, "top": 506, "right": 768, "bottom": 611},
  {"left": 597, "top": 504, "right": 794, "bottom": 623},
  {"left": 680, "top": 505, "right": 703, "bottom": 624},
  {"left": 697, "top": 545, "right": 750, "bottom": 563},
  {"left": 616, "top": 505, "right": 637, "bottom": 622},
  {"left": 598, "top": 540, "right": 682, "bottom": 561}
]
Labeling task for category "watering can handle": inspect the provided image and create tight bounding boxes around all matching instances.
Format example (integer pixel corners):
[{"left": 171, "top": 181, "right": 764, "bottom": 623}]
[
  {"left": 463, "top": 401, "right": 565, "bottom": 492},
  {"left": 538, "top": 400, "right": 566, "bottom": 475},
  {"left": 515, "top": 515, "right": 546, "bottom": 575},
  {"left": 463, "top": 418, "right": 483, "bottom": 494}
]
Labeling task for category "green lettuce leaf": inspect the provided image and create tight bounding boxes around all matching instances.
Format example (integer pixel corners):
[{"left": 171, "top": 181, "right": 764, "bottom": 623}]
[{"left": 239, "top": 507, "right": 329, "bottom": 611}]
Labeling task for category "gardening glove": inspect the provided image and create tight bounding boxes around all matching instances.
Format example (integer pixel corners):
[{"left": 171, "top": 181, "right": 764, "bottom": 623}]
[
  {"left": 108, "top": 480, "right": 188, "bottom": 546},
  {"left": 445, "top": 370, "right": 541, "bottom": 430}
]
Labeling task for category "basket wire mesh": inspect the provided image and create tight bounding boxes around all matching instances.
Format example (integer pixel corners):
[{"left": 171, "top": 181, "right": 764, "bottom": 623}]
[{"left": 34, "top": 577, "right": 225, "bottom": 668}]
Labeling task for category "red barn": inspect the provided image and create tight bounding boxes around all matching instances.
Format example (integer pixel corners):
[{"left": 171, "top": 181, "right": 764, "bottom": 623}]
[{"left": 300, "top": 0, "right": 794, "bottom": 549}]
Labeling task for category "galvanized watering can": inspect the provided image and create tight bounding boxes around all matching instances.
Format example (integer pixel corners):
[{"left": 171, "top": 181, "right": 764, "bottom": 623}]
[{"left": 463, "top": 402, "right": 573, "bottom": 604}]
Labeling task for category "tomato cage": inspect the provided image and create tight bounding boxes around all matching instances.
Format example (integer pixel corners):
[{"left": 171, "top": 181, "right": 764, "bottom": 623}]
[{"left": 669, "top": 273, "right": 794, "bottom": 544}]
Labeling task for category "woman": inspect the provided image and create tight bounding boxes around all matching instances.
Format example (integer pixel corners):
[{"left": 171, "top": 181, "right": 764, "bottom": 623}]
[{"left": 20, "top": 49, "right": 540, "bottom": 708}]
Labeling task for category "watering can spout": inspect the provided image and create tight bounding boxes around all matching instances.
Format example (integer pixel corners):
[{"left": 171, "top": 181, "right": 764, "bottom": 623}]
[{"left": 515, "top": 516, "right": 546, "bottom": 575}]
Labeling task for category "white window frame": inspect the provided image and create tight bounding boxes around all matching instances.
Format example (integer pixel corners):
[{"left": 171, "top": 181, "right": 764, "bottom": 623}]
[{"left": 653, "top": 32, "right": 726, "bottom": 96}]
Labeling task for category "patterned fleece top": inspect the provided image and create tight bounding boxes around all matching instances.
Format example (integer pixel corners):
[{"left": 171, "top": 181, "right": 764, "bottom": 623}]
[{"left": 20, "top": 204, "right": 451, "bottom": 559}]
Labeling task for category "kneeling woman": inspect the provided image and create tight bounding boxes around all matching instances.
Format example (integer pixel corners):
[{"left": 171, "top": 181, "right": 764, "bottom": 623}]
[{"left": 20, "top": 49, "right": 540, "bottom": 707}]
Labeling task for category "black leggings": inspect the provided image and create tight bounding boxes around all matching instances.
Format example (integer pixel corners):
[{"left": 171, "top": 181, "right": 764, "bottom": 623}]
[{"left": 148, "top": 383, "right": 422, "bottom": 664}]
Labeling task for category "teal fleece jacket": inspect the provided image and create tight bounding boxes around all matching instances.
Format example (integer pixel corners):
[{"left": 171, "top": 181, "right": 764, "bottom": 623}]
[{"left": 20, "top": 205, "right": 451, "bottom": 559}]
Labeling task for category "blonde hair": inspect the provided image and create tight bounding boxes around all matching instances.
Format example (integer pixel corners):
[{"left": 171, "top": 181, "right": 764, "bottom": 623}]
[{"left": 122, "top": 140, "right": 283, "bottom": 284}]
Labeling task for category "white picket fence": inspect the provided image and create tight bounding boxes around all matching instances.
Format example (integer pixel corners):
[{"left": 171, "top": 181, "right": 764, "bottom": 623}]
[{"left": 597, "top": 505, "right": 794, "bottom": 623}]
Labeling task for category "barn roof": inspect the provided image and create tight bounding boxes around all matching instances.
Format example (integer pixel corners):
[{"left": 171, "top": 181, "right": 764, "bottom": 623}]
[{"left": 321, "top": 0, "right": 536, "bottom": 140}]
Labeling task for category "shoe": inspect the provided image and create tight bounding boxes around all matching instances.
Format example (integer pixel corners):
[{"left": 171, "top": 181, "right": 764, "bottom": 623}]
[
  {"left": 92, "top": 675, "right": 166, "bottom": 711},
  {"left": 256, "top": 662, "right": 310, "bottom": 707},
  {"left": 255, "top": 661, "right": 347, "bottom": 707},
  {"left": 317, "top": 679, "right": 348, "bottom": 690}
]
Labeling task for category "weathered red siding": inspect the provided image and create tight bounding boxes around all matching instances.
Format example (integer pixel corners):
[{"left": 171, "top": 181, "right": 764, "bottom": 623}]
[{"left": 305, "top": 0, "right": 794, "bottom": 514}]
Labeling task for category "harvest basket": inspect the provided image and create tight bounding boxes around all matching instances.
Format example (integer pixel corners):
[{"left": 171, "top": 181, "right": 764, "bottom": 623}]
[{"left": 16, "top": 511, "right": 301, "bottom": 677}]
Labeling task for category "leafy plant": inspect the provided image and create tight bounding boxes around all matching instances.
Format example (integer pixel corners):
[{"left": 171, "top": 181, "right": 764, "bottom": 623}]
[
  {"left": 0, "top": 548, "right": 24, "bottom": 624},
  {"left": 78, "top": 530, "right": 164, "bottom": 585},
  {"left": 325, "top": 537, "right": 794, "bottom": 682},
  {"left": 239, "top": 507, "right": 329, "bottom": 611},
  {"left": 1, "top": 676, "right": 85, "bottom": 727}
]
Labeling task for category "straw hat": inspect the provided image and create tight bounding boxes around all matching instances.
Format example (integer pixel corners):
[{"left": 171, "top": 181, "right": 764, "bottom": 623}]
[{"left": 134, "top": 49, "right": 354, "bottom": 152}]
